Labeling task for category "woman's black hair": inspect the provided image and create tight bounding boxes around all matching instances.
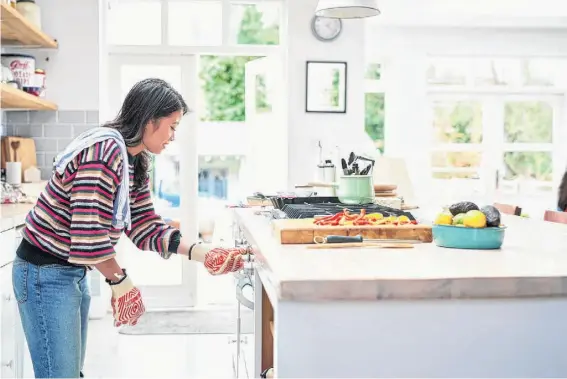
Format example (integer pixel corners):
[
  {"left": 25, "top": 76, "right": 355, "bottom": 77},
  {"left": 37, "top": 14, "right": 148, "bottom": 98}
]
[
  {"left": 558, "top": 170, "right": 567, "bottom": 211},
  {"left": 103, "top": 78, "right": 189, "bottom": 189}
]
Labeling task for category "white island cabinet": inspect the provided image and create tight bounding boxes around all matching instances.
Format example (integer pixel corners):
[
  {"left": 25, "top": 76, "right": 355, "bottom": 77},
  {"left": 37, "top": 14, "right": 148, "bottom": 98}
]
[
  {"left": 234, "top": 208, "right": 567, "bottom": 378},
  {"left": 1, "top": 205, "right": 35, "bottom": 379}
]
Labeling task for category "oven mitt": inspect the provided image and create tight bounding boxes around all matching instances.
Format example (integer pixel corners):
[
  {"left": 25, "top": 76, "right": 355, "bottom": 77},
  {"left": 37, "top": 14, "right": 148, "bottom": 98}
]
[
  {"left": 106, "top": 269, "right": 146, "bottom": 327},
  {"left": 204, "top": 247, "right": 246, "bottom": 275}
]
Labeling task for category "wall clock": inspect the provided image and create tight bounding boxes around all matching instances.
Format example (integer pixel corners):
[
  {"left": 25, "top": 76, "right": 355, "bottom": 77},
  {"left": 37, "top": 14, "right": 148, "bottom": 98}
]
[{"left": 311, "top": 15, "right": 342, "bottom": 42}]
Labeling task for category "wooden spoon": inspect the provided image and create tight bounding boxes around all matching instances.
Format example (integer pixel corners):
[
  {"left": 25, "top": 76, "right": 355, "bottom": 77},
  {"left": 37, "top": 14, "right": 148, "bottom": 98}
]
[{"left": 10, "top": 140, "right": 20, "bottom": 162}]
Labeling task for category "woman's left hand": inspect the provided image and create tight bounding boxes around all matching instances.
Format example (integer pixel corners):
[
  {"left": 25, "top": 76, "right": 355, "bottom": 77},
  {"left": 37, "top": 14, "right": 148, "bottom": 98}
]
[{"left": 204, "top": 247, "right": 248, "bottom": 275}]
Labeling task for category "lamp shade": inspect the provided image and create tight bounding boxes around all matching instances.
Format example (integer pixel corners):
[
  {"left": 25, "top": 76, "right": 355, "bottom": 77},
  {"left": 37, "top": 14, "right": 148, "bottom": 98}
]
[{"left": 315, "top": 0, "right": 380, "bottom": 19}]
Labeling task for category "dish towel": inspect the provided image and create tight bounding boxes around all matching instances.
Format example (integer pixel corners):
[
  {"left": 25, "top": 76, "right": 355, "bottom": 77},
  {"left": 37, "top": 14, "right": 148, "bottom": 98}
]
[{"left": 53, "top": 127, "right": 132, "bottom": 230}]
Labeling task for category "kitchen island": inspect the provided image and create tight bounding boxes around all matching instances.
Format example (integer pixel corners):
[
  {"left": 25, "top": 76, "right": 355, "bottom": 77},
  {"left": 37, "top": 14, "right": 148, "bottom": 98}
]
[{"left": 233, "top": 208, "right": 567, "bottom": 378}]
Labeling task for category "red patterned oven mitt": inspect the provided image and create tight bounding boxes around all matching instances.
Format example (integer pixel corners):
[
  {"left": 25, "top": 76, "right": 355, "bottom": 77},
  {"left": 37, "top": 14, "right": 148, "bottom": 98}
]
[
  {"left": 106, "top": 269, "right": 146, "bottom": 327},
  {"left": 204, "top": 247, "right": 247, "bottom": 275}
]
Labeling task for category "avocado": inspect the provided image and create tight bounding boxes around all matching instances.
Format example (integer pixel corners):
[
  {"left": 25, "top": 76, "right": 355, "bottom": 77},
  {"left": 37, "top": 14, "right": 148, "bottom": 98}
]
[
  {"left": 448, "top": 201, "right": 479, "bottom": 216},
  {"left": 480, "top": 205, "right": 501, "bottom": 227}
]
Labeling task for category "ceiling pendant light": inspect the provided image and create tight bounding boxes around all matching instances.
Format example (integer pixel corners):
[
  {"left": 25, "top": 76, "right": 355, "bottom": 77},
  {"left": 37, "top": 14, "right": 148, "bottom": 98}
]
[{"left": 315, "top": 0, "right": 381, "bottom": 19}]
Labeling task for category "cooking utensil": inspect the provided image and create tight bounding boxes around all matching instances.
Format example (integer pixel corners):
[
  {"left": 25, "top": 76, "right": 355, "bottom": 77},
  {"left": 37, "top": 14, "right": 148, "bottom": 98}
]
[
  {"left": 348, "top": 152, "right": 356, "bottom": 166},
  {"left": 307, "top": 242, "right": 414, "bottom": 249},
  {"left": 359, "top": 164, "right": 372, "bottom": 175},
  {"left": 341, "top": 158, "right": 349, "bottom": 175},
  {"left": 314, "top": 235, "right": 424, "bottom": 244},
  {"left": 11, "top": 140, "right": 20, "bottom": 162}
]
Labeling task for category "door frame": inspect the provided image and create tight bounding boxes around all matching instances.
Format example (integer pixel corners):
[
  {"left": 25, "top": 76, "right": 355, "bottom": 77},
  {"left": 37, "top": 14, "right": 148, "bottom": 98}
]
[
  {"left": 107, "top": 54, "right": 199, "bottom": 309},
  {"left": 243, "top": 55, "right": 288, "bottom": 194}
]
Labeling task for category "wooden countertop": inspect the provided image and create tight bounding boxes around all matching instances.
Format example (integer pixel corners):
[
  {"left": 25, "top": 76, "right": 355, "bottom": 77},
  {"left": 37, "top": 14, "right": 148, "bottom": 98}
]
[{"left": 233, "top": 208, "right": 567, "bottom": 301}]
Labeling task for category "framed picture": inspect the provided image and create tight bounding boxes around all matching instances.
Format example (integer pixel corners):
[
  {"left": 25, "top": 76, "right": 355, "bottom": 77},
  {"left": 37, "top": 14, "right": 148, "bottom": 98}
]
[{"left": 305, "top": 61, "right": 347, "bottom": 113}]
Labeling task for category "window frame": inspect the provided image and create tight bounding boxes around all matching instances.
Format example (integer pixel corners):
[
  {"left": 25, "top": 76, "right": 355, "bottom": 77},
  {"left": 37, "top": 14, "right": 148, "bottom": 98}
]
[
  {"left": 105, "top": 0, "right": 285, "bottom": 55},
  {"left": 427, "top": 89, "right": 565, "bottom": 198}
]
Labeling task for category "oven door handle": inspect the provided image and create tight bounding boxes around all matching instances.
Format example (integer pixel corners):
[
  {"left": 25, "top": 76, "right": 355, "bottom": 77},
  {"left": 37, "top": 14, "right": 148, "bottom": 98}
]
[{"left": 236, "top": 277, "right": 254, "bottom": 311}]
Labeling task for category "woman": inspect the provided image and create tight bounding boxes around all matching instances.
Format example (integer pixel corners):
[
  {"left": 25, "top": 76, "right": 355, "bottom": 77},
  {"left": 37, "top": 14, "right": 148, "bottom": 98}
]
[
  {"left": 12, "top": 78, "right": 248, "bottom": 379},
  {"left": 558, "top": 170, "right": 567, "bottom": 211}
]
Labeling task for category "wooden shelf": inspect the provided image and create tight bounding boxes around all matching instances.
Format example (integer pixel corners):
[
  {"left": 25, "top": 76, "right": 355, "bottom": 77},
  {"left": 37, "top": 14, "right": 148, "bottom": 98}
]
[
  {"left": 1, "top": 4, "right": 58, "bottom": 48},
  {"left": 0, "top": 84, "right": 57, "bottom": 110}
]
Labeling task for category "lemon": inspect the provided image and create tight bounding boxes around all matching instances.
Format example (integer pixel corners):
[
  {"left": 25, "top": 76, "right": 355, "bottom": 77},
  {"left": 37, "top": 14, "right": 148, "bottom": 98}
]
[
  {"left": 434, "top": 212, "right": 453, "bottom": 225},
  {"left": 463, "top": 210, "right": 487, "bottom": 228}
]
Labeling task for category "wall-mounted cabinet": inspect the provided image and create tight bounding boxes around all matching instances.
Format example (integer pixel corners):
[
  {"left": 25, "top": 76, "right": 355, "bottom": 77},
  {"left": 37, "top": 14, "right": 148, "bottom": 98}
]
[{"left": 0, "top": 4, "right": 58, "bottom": 48}]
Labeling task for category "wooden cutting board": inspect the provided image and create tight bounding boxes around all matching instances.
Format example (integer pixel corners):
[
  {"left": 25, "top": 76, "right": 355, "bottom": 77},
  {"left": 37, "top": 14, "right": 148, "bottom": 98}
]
[
  {"left": 1, "top": 136, "right": 37, "bottom": 180},
  {"left": 272, "top": 218, "right": 433, "bottom": 244}
]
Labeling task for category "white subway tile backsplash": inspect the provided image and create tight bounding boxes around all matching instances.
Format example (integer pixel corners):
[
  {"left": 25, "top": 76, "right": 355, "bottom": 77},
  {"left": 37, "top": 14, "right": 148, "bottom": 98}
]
[
  {"left": 5, "top": 110, "right": 99, "bottom": 179},
  {"left": 58, "top": 110, "right": 86, "bottom": 124},
  {"left": 29, "top": 125, "right": 44, "bottom": 138},
  {"left": 35, "top": 152, "right": 45, "bottom": 167},
  {"left": 44, "top": 152, "right": 58, "bottom": 167},
  {"left": 44, "top": 124, "right": 72, "bottom": 138},
  {"left": 29, "top": 111, "right": 56, "bottom": 124},
  {"left": 6, "top": 111, "right": 29, "bottom": 124},
  {"left": 86, "top": 110, "right": 99, "bottom": 124},
  {"left": 73, "top": 124, "right": 96, "bottom": 136},
  {"left": 39, "top": 167, "right": 53, "bottom": 180},
  {"left": 34, "top": 138, "right": 58, "bottom": 152},
  {"left": 57, "top": 138, "right": 73, "bottom": 151}
]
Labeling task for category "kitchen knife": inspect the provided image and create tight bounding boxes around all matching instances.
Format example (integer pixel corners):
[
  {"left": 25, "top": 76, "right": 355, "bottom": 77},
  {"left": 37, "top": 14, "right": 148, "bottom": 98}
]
[
  {"left": 315, "top": 235, "right": 424, "bottom": 244},
  {"left": 307, "top": 242, "right": 414, "bottom": 249}
]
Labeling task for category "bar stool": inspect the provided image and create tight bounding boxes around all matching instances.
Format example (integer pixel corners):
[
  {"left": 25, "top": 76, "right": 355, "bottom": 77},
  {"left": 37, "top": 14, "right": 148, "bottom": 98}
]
[
  {"left": 493, "top": 203, "right": 522, "bottom": 216},
  {"left": 543, "top": 210, "right": 567, "bottom": 224}
]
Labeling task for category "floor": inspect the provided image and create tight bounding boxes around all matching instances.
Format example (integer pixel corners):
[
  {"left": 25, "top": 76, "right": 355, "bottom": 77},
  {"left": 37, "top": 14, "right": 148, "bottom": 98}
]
[{"left": 84, "top": 313, "right": 254, "bottom": 378}]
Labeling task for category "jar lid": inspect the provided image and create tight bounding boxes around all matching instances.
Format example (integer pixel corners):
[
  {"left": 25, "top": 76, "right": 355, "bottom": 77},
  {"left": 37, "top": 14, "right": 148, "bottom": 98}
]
[{"left": 35, "top": 69, "right": 45, "bottom": 74}]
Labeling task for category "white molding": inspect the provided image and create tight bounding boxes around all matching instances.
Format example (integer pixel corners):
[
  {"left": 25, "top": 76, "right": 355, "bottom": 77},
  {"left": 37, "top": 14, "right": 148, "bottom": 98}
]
[{"left": 107, "top": 44, "right": 282, "bottom": 56}]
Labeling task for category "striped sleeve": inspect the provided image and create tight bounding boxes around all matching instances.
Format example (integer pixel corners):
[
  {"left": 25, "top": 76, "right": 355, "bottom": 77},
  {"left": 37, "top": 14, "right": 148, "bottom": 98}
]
[
  {"left": 125, "top": 180, "right": 179, "bottom": 259},
  {"left": 67, "top": 144, "right": 123, "bottom": 265}
]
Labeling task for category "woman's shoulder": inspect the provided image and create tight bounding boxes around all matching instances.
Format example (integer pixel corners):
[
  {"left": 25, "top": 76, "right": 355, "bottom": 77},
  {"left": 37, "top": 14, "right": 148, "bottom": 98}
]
[{"left": 77, "top": 138, "right": 126, "bottom": 169}]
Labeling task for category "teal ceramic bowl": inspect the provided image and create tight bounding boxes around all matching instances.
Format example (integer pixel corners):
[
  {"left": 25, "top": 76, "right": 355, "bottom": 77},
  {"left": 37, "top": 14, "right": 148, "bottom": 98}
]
[{"left": 432, "top": 224, "right": 507, "bottom": 249}]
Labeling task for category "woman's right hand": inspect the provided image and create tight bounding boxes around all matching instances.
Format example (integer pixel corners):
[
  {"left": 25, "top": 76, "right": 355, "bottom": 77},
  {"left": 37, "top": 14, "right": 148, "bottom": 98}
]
[
  {"left": 106, "top": 269, "right": 146, "bottom": 327},
  {"left": 204, "top": 247, "right": 247, "bottom": 275}
]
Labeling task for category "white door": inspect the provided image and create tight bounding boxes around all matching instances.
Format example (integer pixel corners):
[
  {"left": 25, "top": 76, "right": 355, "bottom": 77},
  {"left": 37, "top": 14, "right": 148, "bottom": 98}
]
[
  {"left": 243, "top": 55, "right": 288, "bottom": 194},
  {"left": 107, "top": 54, "right": 199, "bottom": 309}
]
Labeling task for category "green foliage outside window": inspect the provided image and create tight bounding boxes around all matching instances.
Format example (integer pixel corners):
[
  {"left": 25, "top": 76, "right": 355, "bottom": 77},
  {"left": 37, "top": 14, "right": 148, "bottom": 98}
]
[{"left": 199, "top": 5, "right": 279, "bottom": 122}]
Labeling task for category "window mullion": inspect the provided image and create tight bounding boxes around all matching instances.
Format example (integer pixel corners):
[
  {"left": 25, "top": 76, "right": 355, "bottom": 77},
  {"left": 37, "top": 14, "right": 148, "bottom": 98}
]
[
  {"left": 222, "top": 0, "right": 231, "bottom": 46},
  {"left": 161, "top": 0, "right": 168, "bottom": 46}
]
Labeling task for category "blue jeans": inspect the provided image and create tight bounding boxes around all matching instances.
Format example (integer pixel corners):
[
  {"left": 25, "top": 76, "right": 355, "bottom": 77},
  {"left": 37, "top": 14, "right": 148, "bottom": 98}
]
[{"left": 12, "top": 256, "right": 91, "bottom": 378}]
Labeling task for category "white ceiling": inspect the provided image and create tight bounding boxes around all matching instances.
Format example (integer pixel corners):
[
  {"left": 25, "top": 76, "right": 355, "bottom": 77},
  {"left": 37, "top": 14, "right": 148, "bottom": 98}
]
[{"left": 366, "top": 0, "right": 567, "bottom": 28}]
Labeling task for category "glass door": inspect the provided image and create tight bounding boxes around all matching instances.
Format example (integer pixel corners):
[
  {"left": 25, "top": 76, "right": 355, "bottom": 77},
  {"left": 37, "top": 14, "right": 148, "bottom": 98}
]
[{"left": 107, "top": 54, "right": 198, "bottom": 309}]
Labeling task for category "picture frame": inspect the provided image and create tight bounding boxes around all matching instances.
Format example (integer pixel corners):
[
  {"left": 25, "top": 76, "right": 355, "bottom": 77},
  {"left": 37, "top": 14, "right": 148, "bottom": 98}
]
[{"left": 305, "top": 61, "right": 347, "bottom": 113}]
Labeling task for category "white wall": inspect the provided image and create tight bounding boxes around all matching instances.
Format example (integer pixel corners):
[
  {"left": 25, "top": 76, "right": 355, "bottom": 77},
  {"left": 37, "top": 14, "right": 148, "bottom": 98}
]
[
  {"left": 285, "top": 0, "right": 371, "bottom": 187},
  {"left": 23, "top": 0, "right": 100, "bottom": 110}
]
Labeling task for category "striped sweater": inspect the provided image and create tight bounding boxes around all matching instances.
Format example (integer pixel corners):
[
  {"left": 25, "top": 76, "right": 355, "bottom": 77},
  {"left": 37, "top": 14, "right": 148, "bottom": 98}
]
[{"left": 22, "top": 139, "right": 180, "bottom": 265}]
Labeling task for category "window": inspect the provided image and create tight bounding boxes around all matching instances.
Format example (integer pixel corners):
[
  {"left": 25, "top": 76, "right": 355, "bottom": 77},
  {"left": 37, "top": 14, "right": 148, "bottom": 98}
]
[
  {"left": 426, "top": 57, "right": 566, "bottom": 199},
  {"left": 229, "top": 2, "right": 281, "bottom": 45},
  {"left": 198, "top": 55, "right": 263, "bottom": 121},
  {"left": 365, "top": 62, "right": 385, "bottom": 153},
  {"left": 168, "top": 1, "right": 223, "bottom": 46},
  {"left": 107, "top": 1, "right": 162, "bottom": 45}
]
